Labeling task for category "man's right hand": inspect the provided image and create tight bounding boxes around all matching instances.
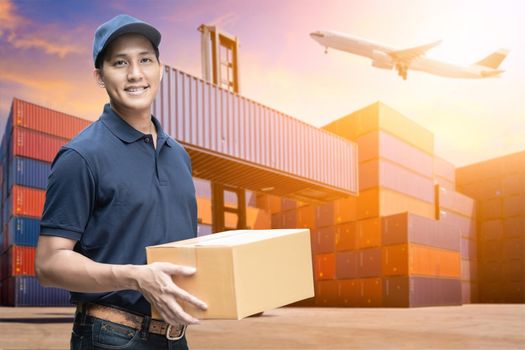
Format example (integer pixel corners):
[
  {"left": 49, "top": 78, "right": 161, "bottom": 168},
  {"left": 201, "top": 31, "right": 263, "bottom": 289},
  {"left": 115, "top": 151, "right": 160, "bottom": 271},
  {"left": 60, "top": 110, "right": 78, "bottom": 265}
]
[{"left": 134, "top": 262, "right": 208, "bottom": 325}]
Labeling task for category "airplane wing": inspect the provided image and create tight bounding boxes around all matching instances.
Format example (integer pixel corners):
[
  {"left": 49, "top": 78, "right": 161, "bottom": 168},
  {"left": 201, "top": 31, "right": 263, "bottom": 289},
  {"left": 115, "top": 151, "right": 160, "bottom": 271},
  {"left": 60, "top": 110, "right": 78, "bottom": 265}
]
[
  {"left": 387, "top": 40, "right": 442, "bottom": 61},
  {"left": 387, "top": 40, "right": 441, "bottom": 80}
]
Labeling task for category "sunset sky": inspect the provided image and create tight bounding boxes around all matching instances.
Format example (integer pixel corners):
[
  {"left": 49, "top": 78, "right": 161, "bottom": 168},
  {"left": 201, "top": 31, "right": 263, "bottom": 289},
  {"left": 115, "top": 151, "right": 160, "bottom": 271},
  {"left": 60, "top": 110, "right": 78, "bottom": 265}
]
[{"left": 0, "top": 0, "right": 523, "bottom": 167}]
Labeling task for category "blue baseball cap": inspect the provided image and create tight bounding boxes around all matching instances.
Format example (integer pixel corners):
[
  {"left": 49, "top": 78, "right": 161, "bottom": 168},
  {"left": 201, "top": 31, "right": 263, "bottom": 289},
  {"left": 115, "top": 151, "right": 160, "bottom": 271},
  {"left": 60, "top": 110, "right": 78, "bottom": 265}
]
[{"left": 93, "top": 14, "right": 161, "bottom": 68}]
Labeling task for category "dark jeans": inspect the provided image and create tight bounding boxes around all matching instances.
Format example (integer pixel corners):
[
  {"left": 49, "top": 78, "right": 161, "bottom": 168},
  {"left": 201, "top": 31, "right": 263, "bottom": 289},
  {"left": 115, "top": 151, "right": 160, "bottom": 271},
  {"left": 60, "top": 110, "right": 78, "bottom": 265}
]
[{"left": 71, "top": 309, "right": 189, "bottom": 350}]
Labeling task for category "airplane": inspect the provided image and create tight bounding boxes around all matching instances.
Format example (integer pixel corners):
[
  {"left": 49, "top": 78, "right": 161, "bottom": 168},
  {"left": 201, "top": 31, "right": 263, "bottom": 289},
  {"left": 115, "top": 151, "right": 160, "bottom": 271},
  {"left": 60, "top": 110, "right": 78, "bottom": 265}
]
[{"left": 310, "top": 30, "right": 508, "bottom": 80}]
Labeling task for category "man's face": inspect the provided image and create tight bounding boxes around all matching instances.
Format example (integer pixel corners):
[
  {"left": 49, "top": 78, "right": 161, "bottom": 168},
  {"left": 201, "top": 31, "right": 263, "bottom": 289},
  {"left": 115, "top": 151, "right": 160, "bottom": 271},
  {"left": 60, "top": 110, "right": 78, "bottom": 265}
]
[{"left": 95, "top": 33, "right": 162, "bottom": 116}]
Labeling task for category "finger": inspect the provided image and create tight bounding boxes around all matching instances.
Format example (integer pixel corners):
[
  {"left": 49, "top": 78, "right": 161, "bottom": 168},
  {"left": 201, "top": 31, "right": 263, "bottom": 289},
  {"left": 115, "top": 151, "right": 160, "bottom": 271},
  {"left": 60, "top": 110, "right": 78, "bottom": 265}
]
[
  {"left": 171, "top": 300, "right": 200, "bottom": 325},
  {"left": 156, "top": 262, "right": 196, "bottom": 276},
  {"left": 171, "top": 285, "right": 208, "bottom": 310}
]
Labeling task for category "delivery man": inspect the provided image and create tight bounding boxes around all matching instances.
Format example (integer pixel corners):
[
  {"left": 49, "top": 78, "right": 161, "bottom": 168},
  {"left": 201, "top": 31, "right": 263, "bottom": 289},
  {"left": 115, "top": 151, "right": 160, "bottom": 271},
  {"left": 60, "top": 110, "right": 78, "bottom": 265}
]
[{"left": 35, "top": 14, "right": 207, "bottom": 350}]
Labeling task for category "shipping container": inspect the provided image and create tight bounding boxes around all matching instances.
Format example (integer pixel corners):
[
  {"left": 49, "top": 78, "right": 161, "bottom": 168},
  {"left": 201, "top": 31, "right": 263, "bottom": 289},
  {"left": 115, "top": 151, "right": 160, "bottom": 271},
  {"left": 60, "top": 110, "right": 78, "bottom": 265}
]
[
  {"left": 316, "top": 202, "right": 335, "bottom": 228},
  {"left": 503, "top": 194, "right": 525, "bottom": 217},
  {"left": 1, "top": 276, "right": 71, "bottom": 306},
  {"left": 297, "top": 205, "right": 316, "bottom": 229},
  {"left": 12, "top": 127, "right": 68, "bottom": 164},
  {"left": 339, "top": 279, "right": 360, "bottom": 306},
  {"left": 438, "top": 210, "right": 477, "bottom": 240},
  {"left": 336, "top": 251, "right": 359, "bottom": 279},
  {"left": 503, "top": 216, "right": 525, "bottom": 239},
  {"left": 314, "top": 253, "right": 336, "bottom": 280},
  {"left": 461, "top": 259, "right": 478, "bottom": 282},
  {"left": 196, "top": 197, "right": 212, "bottom": 225},
  {"left": 461, "top": 281, "right": 478, "bottom": 304},
  {"left": 313, "top": 226, "right": 336, "bottom": 254},
  {"left": 8, "top": 156, "right": 51, "bottom": 191},
  {"left": 460, "top": 238, "right": 477, "bottom": 261},
  {"left": 356, "top": 131, "right": 433, "bottom": 178},
  {"left": 358, "top": 248, "right": 382, "bottom": 278},
  {"left": 382, "top": 212, "right": 460, "bottom": 251},
  {"left": 335, "top": 222, "right": 357, "bottom": 252},
  {"left": 383, "top": 276, "right": 461, "bottom": 307},
  {"left": 359, "top": 159, "right": 434, "bottom": 203},
  {"left": 1, "top": 245, "right": 35, "bottom": 279},
  {"left": 315, "top": 280, "right": 339, "bottom": 306},
  {"left": 434, "top": 176, "right": 455, "bottom": 191},
  {"left": 356, "top": 217, "right": 382, "bottom": 249},
  {"left": 357, "top": 188, "right": 435, "bottom": 220},
  {"left": 281, "top": 210, "right": 297, "bottom": 228},
  {"left": 246, "top": 207, "right": 271, "bottom": 229},
  {"left": 359, "top": 277, "right": 382, "bottom": 307},
  {"left": 6, "top": 216, "right": 40, "bottom": 247},
  {"left": 433, "top": 156, "right": 455, "bottom": 183},
  {"left": 9, "top": 185, "right": 46, "bottom": 219},
  {"left": 437, "top": 186, "right": 476, "bottom": 218},
  {"left": 197, "top": 223, "right": 212, "bottom": 237},
  {"left": 154, "top": 66, "right": 358, "bottom": 201},
  {"left": 9, "top": 98, "right": 90, "bottom": 139},
  {"left": 333, "top": 196, "right": 357, "bottom": 224},
  {"left": 382, "top": 244, "right": 460, "bottom": 277},
  {"left": 322, "top": 102, "right": 434, "bottom": 155}
]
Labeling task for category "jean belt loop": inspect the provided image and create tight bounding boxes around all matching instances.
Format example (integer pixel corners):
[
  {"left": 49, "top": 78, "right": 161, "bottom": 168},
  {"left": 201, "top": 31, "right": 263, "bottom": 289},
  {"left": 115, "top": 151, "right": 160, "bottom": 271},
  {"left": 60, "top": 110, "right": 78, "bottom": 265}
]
[
  {"left": 140, "top": 315, "right": 151, "bottom": 340},
  {"left": 80, "top": 302, "right": 88, "bottom": 325}
]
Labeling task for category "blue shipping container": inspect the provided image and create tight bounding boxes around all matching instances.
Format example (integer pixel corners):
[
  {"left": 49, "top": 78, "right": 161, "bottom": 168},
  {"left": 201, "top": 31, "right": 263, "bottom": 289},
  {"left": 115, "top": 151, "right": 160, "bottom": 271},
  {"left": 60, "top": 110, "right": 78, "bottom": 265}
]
[
  {"left": 8, "top": 156, "right": 51, "bottom": 191},
  {"left": 1, "top": 276, "right": 71, "bottom": 306},
  {"left": 7, "top": 216, "right": 40, "bottom": 247}
]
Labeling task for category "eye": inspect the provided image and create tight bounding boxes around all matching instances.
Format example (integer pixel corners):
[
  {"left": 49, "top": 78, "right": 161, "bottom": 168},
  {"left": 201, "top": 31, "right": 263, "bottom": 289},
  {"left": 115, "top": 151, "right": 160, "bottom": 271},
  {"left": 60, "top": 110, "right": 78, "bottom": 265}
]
[
  {"left": 141, "top": 57, "right": 153, "bottom": 63},
  {"left": 113, "top": 60, "right": 127, "bottom": 67}
]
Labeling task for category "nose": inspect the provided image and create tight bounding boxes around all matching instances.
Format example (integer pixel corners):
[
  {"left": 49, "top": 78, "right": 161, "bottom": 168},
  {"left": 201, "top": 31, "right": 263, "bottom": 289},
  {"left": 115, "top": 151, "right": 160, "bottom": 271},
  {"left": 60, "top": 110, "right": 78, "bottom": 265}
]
[
  {"left": 127, "top": 61, "right": 143, "bottom": 81},
  {"left": 310, "top": 32, "right": 324, "bottom": 39}
]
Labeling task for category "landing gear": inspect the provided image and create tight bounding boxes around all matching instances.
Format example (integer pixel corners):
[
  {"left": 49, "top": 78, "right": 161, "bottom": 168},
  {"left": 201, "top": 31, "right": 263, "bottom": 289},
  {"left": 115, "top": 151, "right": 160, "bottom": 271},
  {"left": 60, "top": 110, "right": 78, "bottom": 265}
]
[
  {"left": 324, "top": 47, "right": 328, "bottom": 54},
  {"left": 396, "top": 63, "right": 408, "bottom": 80}
]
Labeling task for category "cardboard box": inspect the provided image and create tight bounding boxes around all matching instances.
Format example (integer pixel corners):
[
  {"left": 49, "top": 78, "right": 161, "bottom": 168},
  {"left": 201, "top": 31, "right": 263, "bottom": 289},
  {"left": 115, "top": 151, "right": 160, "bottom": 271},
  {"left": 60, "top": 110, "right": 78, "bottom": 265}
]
[{"left": 146, "top": 229, "right": 314, "bottom": 320}]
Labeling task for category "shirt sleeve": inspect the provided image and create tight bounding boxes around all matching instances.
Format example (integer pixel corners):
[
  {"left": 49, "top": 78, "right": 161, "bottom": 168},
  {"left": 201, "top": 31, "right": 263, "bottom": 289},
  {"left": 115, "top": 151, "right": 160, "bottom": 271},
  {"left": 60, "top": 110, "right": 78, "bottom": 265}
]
[{"left": 40, "top": 147, "right": 96, "bottom": 241}]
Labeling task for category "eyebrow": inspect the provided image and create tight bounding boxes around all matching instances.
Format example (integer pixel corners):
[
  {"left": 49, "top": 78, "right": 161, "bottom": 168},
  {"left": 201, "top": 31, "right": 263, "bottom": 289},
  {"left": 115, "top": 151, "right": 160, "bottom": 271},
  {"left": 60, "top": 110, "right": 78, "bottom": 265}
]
[{"left": 108, "top": 51, "right": 155, "bottom": 59}]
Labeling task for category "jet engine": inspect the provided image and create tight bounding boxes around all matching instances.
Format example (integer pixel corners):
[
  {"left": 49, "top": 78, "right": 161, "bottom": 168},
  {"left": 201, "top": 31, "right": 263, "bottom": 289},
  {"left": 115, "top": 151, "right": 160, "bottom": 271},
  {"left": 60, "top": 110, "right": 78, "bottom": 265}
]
[{"left": 371, "top": 50, "right": 393, "bottom": 69}]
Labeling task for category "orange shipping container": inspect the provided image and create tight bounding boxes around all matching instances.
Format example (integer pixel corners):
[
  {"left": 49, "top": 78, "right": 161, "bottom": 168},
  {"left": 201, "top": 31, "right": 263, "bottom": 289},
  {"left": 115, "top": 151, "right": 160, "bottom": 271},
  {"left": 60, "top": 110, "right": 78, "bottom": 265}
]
[
  {"left": 356, "top": 217, "right": 381, "bottom": 249},
  {"left": 1, "top": 245, "right": 36, "bottom": 278},
  {"left": 359, "top": 277, "right": 382, "bottom": 307},
  {"left": 333, "top": 196, "right": 357, "bottom": 224},
  {"left": 480, "top": 198, "right": 503, "bottom": 220},
  {"left": 321, "top": 102, "right": 434, "bottom": 155},
  {"left": 335, "top": 222, "right": 357, "bottom": 251},
  {"left": 357, "top": 187, "right": 435, "bottom": 220},
  {"left": 10, "top": 185, "right": 46, "bottom": 219},
  {"left": 13, "top": 128, "right": 68, "bottom": 163},
  {"left": 297, "top": 205, "right": 316, "bottom": 229},
  {"left": 11, "top": 98, "right": 91, "bottom": 139},
  {"left": 382, "top": 244, "right": 460, "bottom": 278},
  {"left": 314, "top": 253, "right": 336, "bottom": 281},
  {"left": 339, "top": 279, "right": 360, "bottom": 306},
  {"left": 504, "top": 194, "right": 525, "bottom": 218},
  {"left": 315, "top": 280, "right": 339, "bottom": 306}
]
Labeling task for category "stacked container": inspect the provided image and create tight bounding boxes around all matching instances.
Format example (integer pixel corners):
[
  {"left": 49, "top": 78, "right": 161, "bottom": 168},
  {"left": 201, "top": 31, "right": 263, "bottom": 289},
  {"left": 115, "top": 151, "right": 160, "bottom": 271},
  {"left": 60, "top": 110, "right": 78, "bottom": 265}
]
[
  {"left": 0, "top": 98, "right": 90, "bottom": 306},
  {"left": 456, "top": 151, "right": 525, "bottom": 303},
  {"left": 434, "top": 156, "right": 478, "bottom": 303}
]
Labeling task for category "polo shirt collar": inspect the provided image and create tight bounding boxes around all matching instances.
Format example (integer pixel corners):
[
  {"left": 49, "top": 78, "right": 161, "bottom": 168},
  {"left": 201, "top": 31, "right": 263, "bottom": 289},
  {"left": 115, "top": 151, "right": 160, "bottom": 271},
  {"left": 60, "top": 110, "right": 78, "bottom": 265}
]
[{"left": 101, "top": 103, "right": 172, "bottom": 147}]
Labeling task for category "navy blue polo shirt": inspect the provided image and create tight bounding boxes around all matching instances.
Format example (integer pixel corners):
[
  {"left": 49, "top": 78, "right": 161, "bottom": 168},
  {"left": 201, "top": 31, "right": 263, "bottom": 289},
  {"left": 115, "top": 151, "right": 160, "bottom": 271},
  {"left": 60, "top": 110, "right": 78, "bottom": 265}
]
[{"left": 40, "top": 103, "right": 197, "bottom": 315}]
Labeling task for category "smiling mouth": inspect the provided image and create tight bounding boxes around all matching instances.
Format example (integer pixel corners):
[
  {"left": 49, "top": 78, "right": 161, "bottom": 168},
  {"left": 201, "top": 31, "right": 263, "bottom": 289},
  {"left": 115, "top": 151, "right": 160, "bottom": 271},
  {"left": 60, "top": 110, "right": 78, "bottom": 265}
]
[{"left": 125, "top": 86, "right": 150, "bottom": 95}]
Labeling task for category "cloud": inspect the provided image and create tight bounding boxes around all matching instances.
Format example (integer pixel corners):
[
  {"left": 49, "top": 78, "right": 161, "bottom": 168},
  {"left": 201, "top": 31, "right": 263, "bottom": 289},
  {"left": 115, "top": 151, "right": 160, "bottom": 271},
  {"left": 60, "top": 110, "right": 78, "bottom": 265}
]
[
  {"left": 0, "top": 0, "right": 86, "bottom": 58},
  {"left": 6, "top": 31, "right": 85, "bottom": 58},
  {"left": 0, "top": 0, "right": 27, "bottom": 32}
]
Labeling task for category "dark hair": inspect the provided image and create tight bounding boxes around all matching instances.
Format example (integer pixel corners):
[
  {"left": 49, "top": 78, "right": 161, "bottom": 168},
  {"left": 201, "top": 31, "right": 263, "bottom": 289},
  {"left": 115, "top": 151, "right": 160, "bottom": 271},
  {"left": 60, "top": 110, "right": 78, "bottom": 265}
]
[{"left": 95, "top": 40, "right": 160, "bottom": 69}]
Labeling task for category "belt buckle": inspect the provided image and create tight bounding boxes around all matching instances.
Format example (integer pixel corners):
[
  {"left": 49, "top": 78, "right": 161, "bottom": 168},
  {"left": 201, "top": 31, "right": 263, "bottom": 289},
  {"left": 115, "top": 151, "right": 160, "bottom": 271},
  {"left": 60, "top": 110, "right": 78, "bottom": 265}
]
[{"left": 166, "top": 324, "right": 186, "bottom": 341}]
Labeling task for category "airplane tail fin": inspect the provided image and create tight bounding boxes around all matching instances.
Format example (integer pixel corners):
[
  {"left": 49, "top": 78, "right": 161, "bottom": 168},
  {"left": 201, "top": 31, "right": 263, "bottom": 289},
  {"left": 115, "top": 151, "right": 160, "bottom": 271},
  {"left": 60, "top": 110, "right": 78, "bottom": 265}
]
[{"left": 474, "top": 49, "right": 509, "bottom": 69}]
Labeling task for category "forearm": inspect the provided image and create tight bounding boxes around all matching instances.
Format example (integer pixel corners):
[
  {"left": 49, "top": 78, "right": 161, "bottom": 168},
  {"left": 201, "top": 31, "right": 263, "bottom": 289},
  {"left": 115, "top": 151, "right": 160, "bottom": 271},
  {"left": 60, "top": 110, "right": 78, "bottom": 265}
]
[{"left": 36, "top": 248, "right": 140, "bottom": 293}]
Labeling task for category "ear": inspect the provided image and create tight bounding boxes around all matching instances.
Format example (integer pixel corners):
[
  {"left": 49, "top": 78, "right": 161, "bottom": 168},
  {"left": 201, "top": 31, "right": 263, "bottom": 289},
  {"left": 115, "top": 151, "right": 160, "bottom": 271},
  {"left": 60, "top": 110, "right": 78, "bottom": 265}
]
[{"left": 93, "top": 68, "right": 105, "bottom": 88}]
